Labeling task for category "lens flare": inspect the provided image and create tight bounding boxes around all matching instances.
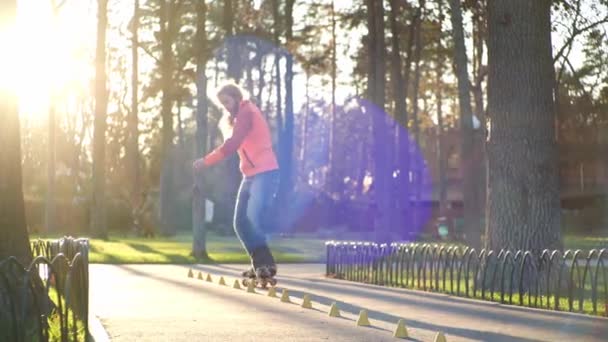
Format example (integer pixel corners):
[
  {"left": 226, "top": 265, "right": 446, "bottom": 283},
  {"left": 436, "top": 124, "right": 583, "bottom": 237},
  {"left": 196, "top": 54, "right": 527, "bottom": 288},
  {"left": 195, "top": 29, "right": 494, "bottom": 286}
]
[{"left": 207, "top": 34, "right": 432, "bottom": 242}]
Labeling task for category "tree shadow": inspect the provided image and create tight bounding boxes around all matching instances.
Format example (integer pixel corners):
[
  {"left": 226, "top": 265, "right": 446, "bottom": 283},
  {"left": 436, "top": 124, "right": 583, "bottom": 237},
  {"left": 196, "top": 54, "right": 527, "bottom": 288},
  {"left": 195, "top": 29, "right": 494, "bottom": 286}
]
[{"left": 186, "top": 264, "right": 608, "bottom": 341}]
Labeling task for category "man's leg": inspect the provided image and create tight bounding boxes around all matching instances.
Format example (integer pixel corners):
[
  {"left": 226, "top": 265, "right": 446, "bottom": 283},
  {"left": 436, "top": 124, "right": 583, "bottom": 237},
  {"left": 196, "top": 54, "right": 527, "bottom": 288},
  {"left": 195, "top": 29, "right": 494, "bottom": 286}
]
[
  {"left": 233, "top": 178, "right": 256, "bottom": 260},
  {"left": 247, "top": 171, "right": 279, "bottom": 270}
]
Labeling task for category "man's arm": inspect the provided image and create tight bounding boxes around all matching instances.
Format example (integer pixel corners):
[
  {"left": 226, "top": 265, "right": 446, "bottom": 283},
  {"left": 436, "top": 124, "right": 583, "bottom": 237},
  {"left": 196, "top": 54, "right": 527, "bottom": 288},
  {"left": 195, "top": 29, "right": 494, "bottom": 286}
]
[{"left": 203, "top": 108, "right": 253, "bottom": 166}]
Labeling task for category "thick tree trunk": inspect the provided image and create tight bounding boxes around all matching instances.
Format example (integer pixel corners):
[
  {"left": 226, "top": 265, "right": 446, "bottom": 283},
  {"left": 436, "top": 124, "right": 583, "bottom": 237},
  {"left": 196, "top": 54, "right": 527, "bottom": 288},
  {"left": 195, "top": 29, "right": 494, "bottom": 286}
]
[
  {"left": 366, "top": 0, "right": 390, "bottom": 243},
  {"left": 0, "top": 0, "right": 31, "bottom": 264},
  {"left": 449, "top": 0, "right": 480, "bottom": 249},
  {"left": 91, "top": 0, "right": 108, "bottom": 239},
  {"left": 486, "top": 0, "right": 561, "bottom": 253},
  {"left": 193, "top": 0, "right": 209, "bottom": 260}
]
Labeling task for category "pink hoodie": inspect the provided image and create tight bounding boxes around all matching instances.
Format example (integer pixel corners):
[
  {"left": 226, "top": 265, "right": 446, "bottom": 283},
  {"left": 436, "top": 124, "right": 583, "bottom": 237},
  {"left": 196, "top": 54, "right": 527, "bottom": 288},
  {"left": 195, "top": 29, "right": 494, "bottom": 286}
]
[{"left": 203, "top": 100, "right": 279, "bottom": 177}]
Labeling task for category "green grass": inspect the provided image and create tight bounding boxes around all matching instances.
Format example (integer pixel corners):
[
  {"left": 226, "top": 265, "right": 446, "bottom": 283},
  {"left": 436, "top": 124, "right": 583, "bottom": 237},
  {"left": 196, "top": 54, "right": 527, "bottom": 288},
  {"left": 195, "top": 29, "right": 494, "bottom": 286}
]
[
  {"left": 415, "top": 234, "right": 608, "bottom": 252},
  {"left": 339, "top": 268, "right": 608, "bottom": 317},
  {"left": 32, "top": 233, "right": 327, "bottom": 264},
  {"left": 31, "top": 233, "right": 607, "bottom": 265},
  {"left": 563, "top": 235, "right": 608, "bottom": 251},
  {"left": 46, "top": 287, "right": 86, "bottom": 342}
]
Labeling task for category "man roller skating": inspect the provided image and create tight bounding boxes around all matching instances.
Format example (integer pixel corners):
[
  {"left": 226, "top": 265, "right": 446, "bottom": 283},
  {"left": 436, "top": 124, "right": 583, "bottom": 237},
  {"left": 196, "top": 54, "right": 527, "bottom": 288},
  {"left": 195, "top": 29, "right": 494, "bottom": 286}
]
[{"left": 193, "top": 81, "right": 279, "bottom": 289}]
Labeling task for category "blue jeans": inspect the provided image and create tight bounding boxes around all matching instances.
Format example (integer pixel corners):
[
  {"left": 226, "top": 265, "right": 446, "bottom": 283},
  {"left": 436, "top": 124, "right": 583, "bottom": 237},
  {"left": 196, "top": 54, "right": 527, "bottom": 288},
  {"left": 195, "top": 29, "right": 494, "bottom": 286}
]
[{"left": 234, "top": 170, "right": 279, "bottom": 269}]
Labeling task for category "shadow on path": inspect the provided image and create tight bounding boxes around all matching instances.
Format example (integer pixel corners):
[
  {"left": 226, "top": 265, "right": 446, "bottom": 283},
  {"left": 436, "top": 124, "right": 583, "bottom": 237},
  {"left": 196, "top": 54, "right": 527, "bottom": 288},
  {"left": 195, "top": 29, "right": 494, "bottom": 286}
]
[{"left": 136, "top": 265, "right": 552, "bottom": 341}]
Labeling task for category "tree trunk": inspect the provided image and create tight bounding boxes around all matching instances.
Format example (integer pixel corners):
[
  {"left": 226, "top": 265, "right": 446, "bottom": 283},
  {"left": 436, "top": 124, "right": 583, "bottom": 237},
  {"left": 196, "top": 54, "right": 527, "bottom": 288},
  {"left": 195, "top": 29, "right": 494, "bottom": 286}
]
[
  {"left": 366, "top": 0, "right": 390, "bottom": 243},
  {"left": 192, "top": 0, "right": 209, "bottom": 260},
  {"left": 128, "top": 0, "right": 140, "bottom": 209},
  {"left": 272, "top": 0, "right": 282, "bottom": 134},
  {"left": 91, "top": 0, "right": 108, "bottom": 239},
  {"left": 45, "top": 104, "right": 56, "bottom": 234},
  {"left": 300, "top": 71, "right": 310, "bottom": 165},
  {"left": 177, "top": 100, "right": 185, "bottom": 149},
  {"left": 472, "top": 0, "right": 488, "bottom": 245},
  {"left": 274, "top": 64, "right": 283, "bottom": 132},
  {"left": 246, "top": 62, "right": 253, "bottom": 95},
  {"left": 356, "top": 142, "right": 367, "bottom": 196},
  {"left": 411, "top": 0, "right": 425, "bottom": 234},
  {"left": 257, "top": 56, "right": 265, "bottom": 105},
  {"left": 0, "top": 0, "right": 32, "bottom": 264},
  {"left": 44, "top": 0, "right": 68, "bottom": 236},
  {"left": 398, "top": 3, "right": 420, "bottom": 237},
  {"left": 159, "top": 0, "right": 177, "bottom": 236},
  {"left": 388, "top": 0, "right": 411, "bottom": 236},
  {"left": 436, "top": 0, "right": 447, "bottom": 217},
  {"left": 224, "top": 0, "right": 239, "bottom": 80},
  {"left": 222, "top": 0, "right": 242, "bottom": 234},
  {"left": 486, "top": 0, "right": 561, "bottom": 253},
  {"left": 449, "top": 0, "right": 480, "bottom": 249},
  {"left": 280, "top": 0, "right": 295, "bottom": 205},
  {"left": 328, "top": 0, "right": 337, "bottom": 196}
]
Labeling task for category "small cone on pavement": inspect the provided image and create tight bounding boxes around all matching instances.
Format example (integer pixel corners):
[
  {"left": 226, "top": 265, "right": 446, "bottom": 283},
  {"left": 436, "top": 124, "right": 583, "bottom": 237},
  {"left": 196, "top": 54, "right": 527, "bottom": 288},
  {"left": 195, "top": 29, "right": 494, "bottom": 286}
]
[
  {"left": 233, "top": 279, "right": 241, "bottom": 289},
  {"left": 247, "top": 281, "right": 256, "bottom": 293},
  {"left": 328, "top": 302, "right": 341, "bottom": 317},
  {"left": 267, "top": 287, "right": 277, "bottom": 297},
  {"left": 280, "top": 289, "right": 291, "bottom": 303},
  {"left": 187, "top": 269, "right": 194, "bottom": 278},
  {"left": 219, "top": 276, "right": 227, "bottom": 286},
  {"left": 356, "top": 310, "right": 371, "bottom": 326},
  {"left": 301, "top": 294, "right": 312, "bottom": 309},
  {"left": 434, "top": 332, "right": 447, "bottom": 342},
  {"left": 393, "top": 319, "right": 409, "bottom": 338},
  {"left": 206, "top": 273, "right": 213, "bottom": 282},
  {"left": 197, "top": 271, "right": 203, "bottom": 280}
]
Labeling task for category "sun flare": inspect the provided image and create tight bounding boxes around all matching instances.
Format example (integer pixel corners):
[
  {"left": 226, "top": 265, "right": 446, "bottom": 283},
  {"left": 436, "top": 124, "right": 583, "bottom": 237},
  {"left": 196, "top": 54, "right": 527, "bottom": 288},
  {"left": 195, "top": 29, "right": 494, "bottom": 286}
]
[{"left": 0, "top": 1, "right": 93, "bottom": 120}]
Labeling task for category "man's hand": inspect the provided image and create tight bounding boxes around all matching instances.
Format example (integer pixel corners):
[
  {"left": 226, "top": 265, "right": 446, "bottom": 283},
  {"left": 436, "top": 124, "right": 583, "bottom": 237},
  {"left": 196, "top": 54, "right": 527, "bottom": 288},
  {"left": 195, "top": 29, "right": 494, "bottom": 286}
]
[{"left": 193, "top": 158, "right": 206, "bottom": 172}]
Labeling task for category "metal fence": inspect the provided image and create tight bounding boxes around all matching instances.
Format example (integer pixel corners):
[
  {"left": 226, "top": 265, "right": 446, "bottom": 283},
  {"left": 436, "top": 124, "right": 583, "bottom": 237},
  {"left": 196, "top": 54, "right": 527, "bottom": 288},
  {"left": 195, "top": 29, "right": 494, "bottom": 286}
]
[
  {"left": 0, "top": 236, "right": 89, "bottom": 342},
  {"left": 326, "top": 241, "right": 608, "bottom": 316}
]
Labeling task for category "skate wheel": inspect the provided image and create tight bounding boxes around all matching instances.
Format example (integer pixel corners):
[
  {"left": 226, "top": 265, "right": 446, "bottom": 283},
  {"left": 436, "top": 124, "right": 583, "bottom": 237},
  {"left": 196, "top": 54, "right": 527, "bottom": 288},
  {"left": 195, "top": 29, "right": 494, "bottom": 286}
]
[{"left": 269, "top": 278, "right": 277, "bottom": 286}]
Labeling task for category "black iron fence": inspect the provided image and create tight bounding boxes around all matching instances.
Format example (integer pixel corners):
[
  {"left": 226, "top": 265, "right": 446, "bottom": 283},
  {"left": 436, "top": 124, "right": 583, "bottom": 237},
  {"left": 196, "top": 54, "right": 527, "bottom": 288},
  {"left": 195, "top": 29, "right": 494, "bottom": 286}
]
[
  {"left": 326, "top": 241, "right": 608, "bottom": 316},
  {"left": 0, "top": 237, "right": 89, "bottom": 342}
]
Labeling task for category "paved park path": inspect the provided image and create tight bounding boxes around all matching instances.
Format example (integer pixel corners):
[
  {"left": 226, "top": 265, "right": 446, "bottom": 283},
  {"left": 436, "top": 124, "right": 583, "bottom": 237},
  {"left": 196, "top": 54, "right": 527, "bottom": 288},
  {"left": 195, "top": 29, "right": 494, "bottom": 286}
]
[{"left": 90, "top": 264, "right": 608, "bottom": 341}]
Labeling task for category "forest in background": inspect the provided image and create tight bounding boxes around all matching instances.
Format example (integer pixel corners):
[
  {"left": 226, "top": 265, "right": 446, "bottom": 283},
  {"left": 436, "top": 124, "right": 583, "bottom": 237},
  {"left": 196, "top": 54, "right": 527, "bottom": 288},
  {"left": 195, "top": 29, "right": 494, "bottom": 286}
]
[{"left": 4, "top": 0, "right": 607, "bottom": 252}]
